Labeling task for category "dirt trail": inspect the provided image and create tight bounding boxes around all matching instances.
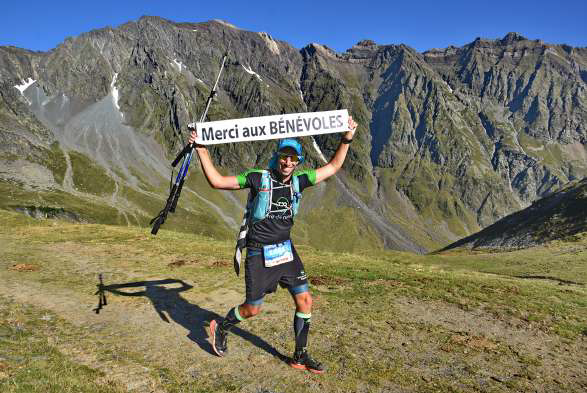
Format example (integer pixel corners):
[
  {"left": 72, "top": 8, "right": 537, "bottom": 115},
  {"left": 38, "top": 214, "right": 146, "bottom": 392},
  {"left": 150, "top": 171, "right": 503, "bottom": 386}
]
[
  {"left": 0, "top": 272, "right": 294, "bottom": 390},
  {"left": 1, "top": 226, "right": 586, "bottom": 392},
  {"left": 4, "top": 270, "right": 586, "bottom": 392},
  {"left": 0, "top": 243, "right": 299, "bottom": 392}
]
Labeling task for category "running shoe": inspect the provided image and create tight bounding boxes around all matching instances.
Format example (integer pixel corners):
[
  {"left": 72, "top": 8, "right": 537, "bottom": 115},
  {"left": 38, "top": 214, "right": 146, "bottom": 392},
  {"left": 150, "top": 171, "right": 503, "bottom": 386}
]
[
  {"left": 290, "top": 350, "right": 324, "bottom": 374},
  {"left": 209, "top": 319, "right": 227, "bottom": 357}
]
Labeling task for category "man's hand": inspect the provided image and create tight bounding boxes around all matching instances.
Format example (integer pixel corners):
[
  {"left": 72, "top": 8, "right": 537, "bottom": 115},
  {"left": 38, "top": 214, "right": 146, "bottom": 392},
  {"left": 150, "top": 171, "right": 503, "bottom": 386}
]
[
  {"left": 187, "top": 123, "right": 202, "bottom": 147},
  {"left": 188, "top": 130, "right": 197, "bottom": 145},
  {"left": 343, "top": 116, "right": 358, "bottom": 141}
]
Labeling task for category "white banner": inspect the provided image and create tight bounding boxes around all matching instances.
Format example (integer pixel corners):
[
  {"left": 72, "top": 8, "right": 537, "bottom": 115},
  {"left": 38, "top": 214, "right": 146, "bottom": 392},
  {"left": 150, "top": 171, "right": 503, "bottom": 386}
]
[{"left": 195, "top": 109, "right": 349, "bottom": 145}]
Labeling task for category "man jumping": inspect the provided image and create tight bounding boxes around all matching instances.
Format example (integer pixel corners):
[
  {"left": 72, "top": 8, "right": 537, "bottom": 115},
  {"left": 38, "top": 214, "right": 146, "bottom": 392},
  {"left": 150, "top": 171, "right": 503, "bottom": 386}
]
[{"left": 188, "top": 115, "right": 358, "bottom": 374}]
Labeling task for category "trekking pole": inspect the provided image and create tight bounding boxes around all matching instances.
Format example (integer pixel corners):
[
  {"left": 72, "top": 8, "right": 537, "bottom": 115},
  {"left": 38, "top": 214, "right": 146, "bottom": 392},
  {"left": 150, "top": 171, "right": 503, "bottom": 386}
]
[
  {"left": 150, "top": 54, "right": 228, "bottom": 235},
  {"left": 93, "top": 273, "right": 108, "bottom": 314},
  {"left": 150, "top": 142, "right": 195, "bottom": 234},
  {"left": 171, "top": 54, "right": 228, "bottom": 167}
]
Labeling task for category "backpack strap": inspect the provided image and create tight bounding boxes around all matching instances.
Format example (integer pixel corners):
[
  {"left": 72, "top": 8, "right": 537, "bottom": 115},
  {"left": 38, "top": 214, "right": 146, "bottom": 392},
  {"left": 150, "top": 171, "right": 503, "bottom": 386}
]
[
  {"left": 292, "top": 174, "right": 301, "bottom": 216},
  {"left": 234, "top": 170, "right": 269, "bottom": 275},
  {"left": 233, "top": 192, "right": 253, "bottom": 276},
  {"left": 251, "top": 170, "right": 271, "bottom": 223},
  {"left": 262, "top": 170, "right": 272, "bottom": 219}
]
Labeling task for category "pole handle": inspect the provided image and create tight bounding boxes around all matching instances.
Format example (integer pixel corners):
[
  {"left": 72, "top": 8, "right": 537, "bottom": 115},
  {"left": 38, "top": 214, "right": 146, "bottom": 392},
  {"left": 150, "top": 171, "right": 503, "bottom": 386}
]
[{"left": 172, "top": 143, "right": 193, "bottom": 168}]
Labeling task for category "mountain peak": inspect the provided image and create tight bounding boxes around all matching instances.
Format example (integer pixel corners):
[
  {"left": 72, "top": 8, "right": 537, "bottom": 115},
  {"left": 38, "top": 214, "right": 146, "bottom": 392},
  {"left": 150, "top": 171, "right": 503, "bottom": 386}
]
[
  {"left": 500, "top": 32, "right": 527, "bottom": 44},
  {"left": 137, "top": 15, "right": 168, "bottom": 23},
  {"left": 211, "top": 19, "right": 240, "bottom": 29},
  {"left": 356, "top": 39, "right": 377, "bottom": 47}
]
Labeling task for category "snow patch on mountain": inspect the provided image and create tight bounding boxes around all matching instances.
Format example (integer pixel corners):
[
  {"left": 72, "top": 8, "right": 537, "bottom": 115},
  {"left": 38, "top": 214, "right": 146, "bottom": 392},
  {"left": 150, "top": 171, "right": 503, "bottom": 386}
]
[
  {"left": 14, "top": 78, "right": 36, "bottom": 94},
  {"left": 111, "top": 73, "right": 121, "bottom": 111},
  {"left": 241, "top": 64, "right": 262, "bottom": 81},
  {"left": 311, "top": 137, "right": 327, "bottom": 163},
  {"left": 172, "top": 59, "right": 185, "bottom": 72},
  {"left": 213, "top": 19, "right": 239, "bottom": 29}
]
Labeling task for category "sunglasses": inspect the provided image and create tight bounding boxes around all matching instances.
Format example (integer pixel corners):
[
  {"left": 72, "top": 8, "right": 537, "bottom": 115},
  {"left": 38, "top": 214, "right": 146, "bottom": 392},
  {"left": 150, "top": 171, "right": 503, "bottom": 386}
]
[{"left": 278, "top": 153, "right": 300, "bottom": 163}]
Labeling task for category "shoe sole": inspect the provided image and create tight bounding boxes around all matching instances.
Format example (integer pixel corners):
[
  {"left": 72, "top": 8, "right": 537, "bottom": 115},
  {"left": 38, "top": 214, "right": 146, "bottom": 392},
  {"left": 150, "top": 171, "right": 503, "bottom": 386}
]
[
  {"left": 290, "top": 362, "right": 324, "bottom": 374},
  {"left": 209, "top": 320, "right": 224, "bottom": 357}
]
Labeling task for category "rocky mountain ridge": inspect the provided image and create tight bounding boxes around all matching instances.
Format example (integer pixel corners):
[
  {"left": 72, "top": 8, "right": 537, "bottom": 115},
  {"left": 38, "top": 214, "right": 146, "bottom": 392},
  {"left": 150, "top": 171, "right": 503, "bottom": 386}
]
[
  {"left": 1, "top": 16, "right": 585, "bottom": 252},
  {"left": 439, "top": 177, "right": 587, "bottom": 251}
]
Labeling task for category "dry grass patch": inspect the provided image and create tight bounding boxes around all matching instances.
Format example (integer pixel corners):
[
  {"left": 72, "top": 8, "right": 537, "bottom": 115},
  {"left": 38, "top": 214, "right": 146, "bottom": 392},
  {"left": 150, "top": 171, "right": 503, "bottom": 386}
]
[
  {"left": 167, "top": 260, "right": 187, "bottom": 268},
  {"left": 0, "top": 361, "right": 9, "bottom": 379},
  {"left": 309, "top": 274, "right": 348, "bottom": 287},
  {"left": 8, "top": 263, "right": 39, "bottom": 272},
  {"left": 210, "top": 259, "right": 232, "bottom": 268},
  {"left": 166, "top": 258, "right": 203, "bottom": 268}
]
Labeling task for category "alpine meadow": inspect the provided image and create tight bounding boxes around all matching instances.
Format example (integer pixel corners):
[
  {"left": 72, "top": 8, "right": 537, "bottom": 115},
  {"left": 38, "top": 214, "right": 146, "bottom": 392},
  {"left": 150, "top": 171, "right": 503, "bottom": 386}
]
[{"left": 0, "top": 16, "right": 586, "bottom": 393}]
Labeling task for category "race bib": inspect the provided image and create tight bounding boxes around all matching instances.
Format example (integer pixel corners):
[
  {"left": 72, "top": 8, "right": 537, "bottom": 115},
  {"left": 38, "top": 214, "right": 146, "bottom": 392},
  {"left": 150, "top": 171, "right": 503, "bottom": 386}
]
[{"left": 263, "top": 240, "right": 294, "bottom": 267}]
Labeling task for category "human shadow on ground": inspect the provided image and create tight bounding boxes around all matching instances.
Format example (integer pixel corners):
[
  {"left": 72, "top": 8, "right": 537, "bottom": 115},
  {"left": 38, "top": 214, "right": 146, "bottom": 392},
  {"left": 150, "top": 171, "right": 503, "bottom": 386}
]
[{"left": 94, "top": 278, "right": 288, "bottom": 362}]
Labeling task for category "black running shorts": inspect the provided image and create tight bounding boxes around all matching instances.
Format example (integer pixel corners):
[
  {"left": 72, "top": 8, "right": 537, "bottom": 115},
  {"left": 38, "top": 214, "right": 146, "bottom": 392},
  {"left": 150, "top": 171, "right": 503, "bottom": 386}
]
[{"left": 244, "top": 242, "right": 309, "bottom": 305}]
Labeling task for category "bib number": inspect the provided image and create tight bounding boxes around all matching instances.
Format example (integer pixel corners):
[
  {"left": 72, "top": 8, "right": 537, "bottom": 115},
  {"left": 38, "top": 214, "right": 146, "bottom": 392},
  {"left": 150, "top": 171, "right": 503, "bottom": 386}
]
[{"left": 263, "top": 240, "right": 294, "bottom": 267}]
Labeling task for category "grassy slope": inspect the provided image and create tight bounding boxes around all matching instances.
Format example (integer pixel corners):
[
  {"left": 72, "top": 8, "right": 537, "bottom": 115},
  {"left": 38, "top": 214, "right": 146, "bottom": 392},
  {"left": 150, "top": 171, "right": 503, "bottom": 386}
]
[
  {"left": 2, "top": 133, "right": 405, "bottom": 252},
  {"left": 0, "top": 210, "right": 585, "bottom": 392}
]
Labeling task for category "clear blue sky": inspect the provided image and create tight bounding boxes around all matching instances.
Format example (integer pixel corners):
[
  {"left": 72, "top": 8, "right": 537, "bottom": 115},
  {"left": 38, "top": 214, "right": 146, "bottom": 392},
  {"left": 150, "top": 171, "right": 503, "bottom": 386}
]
[{"left": 2, "top": 0, "right": 586, "bottom": 53}]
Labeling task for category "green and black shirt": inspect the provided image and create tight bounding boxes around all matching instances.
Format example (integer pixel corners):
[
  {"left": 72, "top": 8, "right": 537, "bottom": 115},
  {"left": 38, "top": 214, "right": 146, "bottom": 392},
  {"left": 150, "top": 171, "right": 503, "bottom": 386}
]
[{"left": 237, "top": 169, "right": 316, "bottom": 245}]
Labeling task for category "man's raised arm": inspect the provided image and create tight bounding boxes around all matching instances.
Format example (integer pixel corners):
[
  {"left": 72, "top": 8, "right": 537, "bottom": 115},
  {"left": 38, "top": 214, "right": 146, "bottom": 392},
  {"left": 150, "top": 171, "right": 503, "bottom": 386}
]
[
  {"left": 188, "top": 127, "right": 240, "bottom": 190},
  {"left": 314, "top": 116, "right": 358, "bottom": 184}
]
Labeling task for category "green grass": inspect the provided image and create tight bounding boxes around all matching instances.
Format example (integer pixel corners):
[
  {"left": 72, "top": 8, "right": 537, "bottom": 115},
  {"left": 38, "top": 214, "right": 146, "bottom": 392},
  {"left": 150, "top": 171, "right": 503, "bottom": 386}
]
[
  {"left": 44, "top": 142, "right": 68, "bottom": 186},
  {"left": 301, "top": 246, "right": 587, "bottom": 337},
  {"left": 1, "top": 210, "right": 586, "bottom": 392},
  {"left": 398, "top": 159, "right": 477, "bottom": 239},
  {"left": 69, "top": 151, "right": 116, "bottom": 196},
  {"left": 375, "top": 168, "right": 457, "bottom": 250},
  {"left": 0, "top": 168, "right": 236, "bottom": 239},
  {"left": 0, "top": 179, "right": 123, "bottom": 225}
]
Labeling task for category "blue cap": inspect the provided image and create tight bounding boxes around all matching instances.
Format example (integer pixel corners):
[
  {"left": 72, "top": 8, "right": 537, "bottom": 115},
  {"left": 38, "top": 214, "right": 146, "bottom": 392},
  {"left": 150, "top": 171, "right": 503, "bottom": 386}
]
[
  {"left": 277, "top": 138, "right": 303, "bottom": 156},
  {"left": 269, "top": 138, "right": 304, "bottom": 169}
]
